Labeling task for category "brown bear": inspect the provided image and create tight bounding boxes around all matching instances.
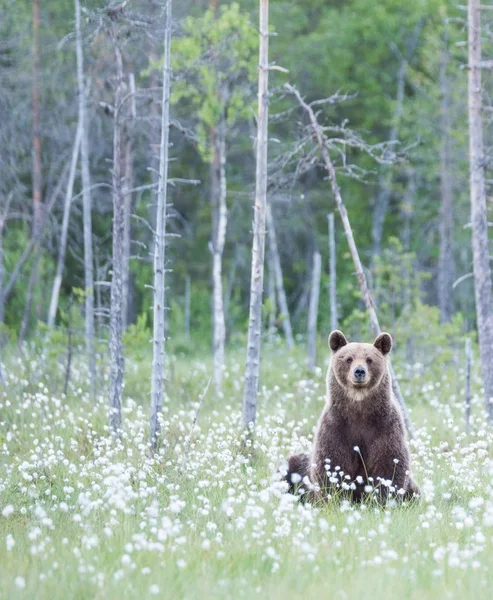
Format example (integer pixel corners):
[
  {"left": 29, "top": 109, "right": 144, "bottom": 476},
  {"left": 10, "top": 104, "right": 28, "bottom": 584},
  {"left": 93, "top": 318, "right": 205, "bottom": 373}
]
[{"left": 284, "top": 330, "right": 419, "bottom": 502}]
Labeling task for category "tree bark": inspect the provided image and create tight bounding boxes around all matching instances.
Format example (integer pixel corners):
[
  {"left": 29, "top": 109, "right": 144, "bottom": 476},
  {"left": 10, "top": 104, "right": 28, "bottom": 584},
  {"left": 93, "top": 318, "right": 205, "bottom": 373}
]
[
  {"left": 150, "top": 0, "right": 172, "bottom": 449},
  {"left": 287, "top": 84, "right": 414, "bottom": 438},
  {"left": 212, "top": 113, "right": 227, "bottom": 394},
  {"left": 47, "top": 120, "right": 82, "bottom": 327},
  {"left": 328, "top": 212, "right": 337, "bottom": 332},
  {"left": 32, "top": 0, "right": 43, "bottom": 236},
  {"left": 122, "top": 72, "right": 136, "bottom": 330},
  {"left": 266, "top": 204, "right": 294, "bottom": 349},
  {"left": 438, "top": 40, "right": 455, "bottom": 322},
  {"left": 242, "top": 0, "right": 269, "bottom": 429},
  {"left": 109, "top": 32, "right": 125, "bottom": 434},
  {"left": 75, "top": 0, "right": 96, "bottom": 394},
  {"left": 468, "top": 0, "right": 493, "bottom": 422},
  {"left": 307, "top": 250, "right": 321, "bottom": 371}
]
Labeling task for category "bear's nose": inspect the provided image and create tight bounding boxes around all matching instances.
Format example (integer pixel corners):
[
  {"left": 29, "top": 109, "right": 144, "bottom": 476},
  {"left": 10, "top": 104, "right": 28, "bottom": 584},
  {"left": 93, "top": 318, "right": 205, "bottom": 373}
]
[{"left": 354, "top": 366, "right": 366, "bottom": 379}]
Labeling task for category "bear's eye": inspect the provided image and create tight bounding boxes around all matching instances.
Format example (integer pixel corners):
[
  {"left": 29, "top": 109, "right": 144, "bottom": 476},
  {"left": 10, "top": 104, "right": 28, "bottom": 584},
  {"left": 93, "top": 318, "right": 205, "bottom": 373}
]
[
  {"left": 366, "top": 358, "right": 373, "bottom": 365},
  {"left": 346, "top": 357, "right": 353, "bottom": 364}
]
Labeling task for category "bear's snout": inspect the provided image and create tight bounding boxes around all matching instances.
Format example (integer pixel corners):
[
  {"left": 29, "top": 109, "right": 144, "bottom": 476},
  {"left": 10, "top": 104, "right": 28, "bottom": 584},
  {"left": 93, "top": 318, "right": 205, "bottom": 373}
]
[{"left": 353, "top": 365, "right": 366, "bottom": 381}]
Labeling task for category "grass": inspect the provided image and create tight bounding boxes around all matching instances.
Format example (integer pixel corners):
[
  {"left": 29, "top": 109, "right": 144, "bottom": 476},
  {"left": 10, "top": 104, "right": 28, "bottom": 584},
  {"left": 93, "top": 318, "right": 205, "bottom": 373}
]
[{"left": 1, "top": 334, "right": 493, "bottom": 599}]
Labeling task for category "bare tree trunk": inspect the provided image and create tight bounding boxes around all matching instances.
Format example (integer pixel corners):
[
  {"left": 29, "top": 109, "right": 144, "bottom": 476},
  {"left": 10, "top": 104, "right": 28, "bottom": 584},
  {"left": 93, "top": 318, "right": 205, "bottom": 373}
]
[
  {"left": 0, "top": 194, "right": 13, "bottom": 324},
  {"left": 438, "top": 40, "right": 455, "bottom": 322},
  {"left": 266, "top": 204, "right": 294, "bottom": 349},
  {"left": 32, "top": 0, "right": 42, "bottom": 236},
  {"left": 47, "top": 121, "right": 82, "bottom": 327},
  {"left": 150, "top": 0, "right": 172, "bottom": 449},
  {"left": 75, "top": 0, "right": 96, "bottom": 395},
  {"left": 468, "top": 0, "right": 493, "bottom": 422},
  {"left": 184, "top": 275, "right": 191, "bottom": 343},
  {"left": 465, "top": 337, "right": 472, "bottom": 433},
  {"left": 212, "top": 114, "right": 227, "bottom": 394},
  {"left": 287, "top": 84, "right": 414, "bottom": 438},
  {"left": 328, "top": 212, "right": 337, "bottom": 332},
  {"left": 109, "top": 31, "right": 125, "bottom": 434},
  {"left": 307, "top": 250, "right": 321, "bottom": 371},
  {"left": 242, "top": 0, "right": 269, "bottom": 430},
  {"left": 122, "top": 72, "right": 136, "bottom": 330}
]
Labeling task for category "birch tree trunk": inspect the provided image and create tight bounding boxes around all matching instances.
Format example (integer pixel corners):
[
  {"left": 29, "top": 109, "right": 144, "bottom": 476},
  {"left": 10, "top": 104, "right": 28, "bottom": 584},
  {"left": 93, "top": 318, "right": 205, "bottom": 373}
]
[
  {"left": 122, "top": 72, "right": 136, "bottom": 330},
  {"left": 75, "top": 0, "right": 96, "bottom": 394},
  {"left": 328, "top": 212, "right": 337, "bottom": 332},
  {"left": 109, "top": 32, "right": 125, "bottom": 434},
  {"left": 438, "top": 41, "right": 455, "bottom": 322},
  {"left": 150, "top": 0, "right": 172, "bottom": 448},
  {"left": 307, "top": 250, "right": 322, "bottom": 371},
  {"left": 212, "top": 114, "right": 227, "bottom": 394},
  {"left": 242, "top": 0, "right": 269, "bottom": 429},
  {"left": 468, "top": 0, "right": 493, "bottom": 422},
  {"left": 287, "top": 84, "right": 414, "bottom": 438},
  {"left": 47, "top": 121, "right": 82, "bottom": 327},
  {"left": 266, "top": 204, "right": 294, "bottom": 349}
]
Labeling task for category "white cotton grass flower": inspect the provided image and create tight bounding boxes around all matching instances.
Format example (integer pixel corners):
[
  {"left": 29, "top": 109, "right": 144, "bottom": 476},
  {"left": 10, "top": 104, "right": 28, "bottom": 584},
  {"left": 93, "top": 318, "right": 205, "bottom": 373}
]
[
  {"left": 2, "top": 505, "right": 14, "bottom": 518},
  {"left": 15, "top": 577, "right": 25, "bottom": 589}
]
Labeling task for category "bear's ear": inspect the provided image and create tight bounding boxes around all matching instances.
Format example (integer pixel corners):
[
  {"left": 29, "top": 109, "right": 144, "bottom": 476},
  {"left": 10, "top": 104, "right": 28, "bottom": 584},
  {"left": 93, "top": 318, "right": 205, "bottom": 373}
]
[
  {"left": 329, "top": 330, "right": 348, "bottom": 353},
  {"left": 374, "top": 332, "right": 392, "bottom": 356}
]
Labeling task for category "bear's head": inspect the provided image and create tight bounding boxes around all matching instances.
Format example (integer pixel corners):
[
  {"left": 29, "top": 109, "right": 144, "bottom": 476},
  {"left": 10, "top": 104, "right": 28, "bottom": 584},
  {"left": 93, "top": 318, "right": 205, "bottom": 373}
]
[{"left": 328, "top": 330, "right": 392, "bottom": 401}]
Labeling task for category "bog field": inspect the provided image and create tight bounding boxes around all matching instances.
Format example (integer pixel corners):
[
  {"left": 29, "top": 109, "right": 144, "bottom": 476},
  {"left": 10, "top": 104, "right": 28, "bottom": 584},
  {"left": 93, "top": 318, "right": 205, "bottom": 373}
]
[{"left": 1, "top": 335, "right": 492, "bottom": 600}]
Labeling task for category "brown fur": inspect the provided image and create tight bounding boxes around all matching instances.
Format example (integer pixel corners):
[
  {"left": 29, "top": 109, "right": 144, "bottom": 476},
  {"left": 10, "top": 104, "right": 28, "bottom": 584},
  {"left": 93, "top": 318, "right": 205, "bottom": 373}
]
[{"left": 285, "top": 330, "right": 419, "bottom": 502}]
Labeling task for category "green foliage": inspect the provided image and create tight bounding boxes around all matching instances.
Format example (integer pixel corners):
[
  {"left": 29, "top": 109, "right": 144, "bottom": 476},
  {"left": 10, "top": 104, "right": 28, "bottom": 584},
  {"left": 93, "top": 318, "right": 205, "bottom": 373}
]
[{"left": 167, "top": 2, "right": 258, "bottom": 160}]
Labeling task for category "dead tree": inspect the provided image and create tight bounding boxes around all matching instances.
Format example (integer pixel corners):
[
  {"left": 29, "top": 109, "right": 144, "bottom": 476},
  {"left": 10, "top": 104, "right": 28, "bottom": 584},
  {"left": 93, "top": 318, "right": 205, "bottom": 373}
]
[
  {"left": 75, "top": 0, "right": 96, "bottom": 394},
  {"left": 266, "top": 204, "right": 294, "bottom": 349},
  {"left": 438, "top": 31, "right": 455, "bottom": 323},
  {"left": 109, "top": 30, "right": 125, "bottom": 434},
  {"left": 328, "top": 212, "right": 337, "bottom": 332},
  {"left": 150, "top": 0, "right": 172, "bottom": 449},
  {"left": 211, "top": 113, "right": 228, "bottom": 394},
  {"left": 242, "top": 0, "right": 269, "bottom": 430},
  {"left": 122, "top": 72, "right": 136, "bottom": 330},
  {"left": 47, "top": 120, "right": 82, "bottom": 327},
  {"left": 468, "top": 0, "right": 493, "bottom": 422},
  {"left": 307, "top": 250, "right": 322, "bottom": 371},
  {"left": 287, "top": 83, "right": 414, "bottom": 438}
]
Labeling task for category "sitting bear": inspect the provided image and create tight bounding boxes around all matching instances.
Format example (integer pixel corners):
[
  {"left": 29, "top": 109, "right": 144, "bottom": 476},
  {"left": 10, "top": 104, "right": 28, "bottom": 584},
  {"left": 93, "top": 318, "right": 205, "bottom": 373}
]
[{"left": 285, "top": 330, "right": 419, "bottom": 502}]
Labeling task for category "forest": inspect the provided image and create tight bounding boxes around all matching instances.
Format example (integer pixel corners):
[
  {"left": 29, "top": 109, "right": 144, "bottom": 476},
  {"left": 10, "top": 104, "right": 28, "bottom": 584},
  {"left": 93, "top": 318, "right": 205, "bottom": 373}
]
[{"left": 2, "top": 0, "right": 493, "bottom": 598}]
